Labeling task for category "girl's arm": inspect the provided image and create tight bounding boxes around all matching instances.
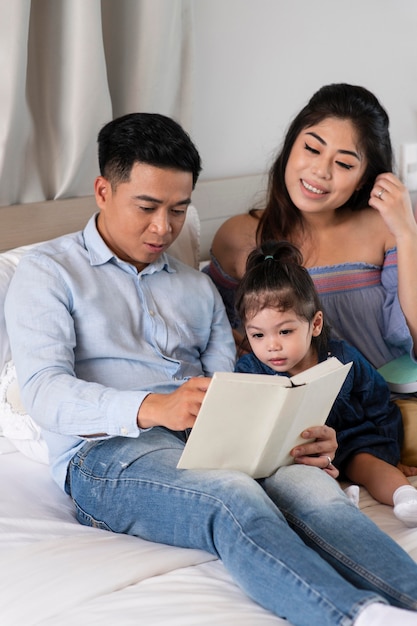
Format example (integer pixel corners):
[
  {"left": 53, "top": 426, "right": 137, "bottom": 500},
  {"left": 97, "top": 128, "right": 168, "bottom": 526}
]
[{"left": 369, "top": 173, "right": 417, "bottom": 357}]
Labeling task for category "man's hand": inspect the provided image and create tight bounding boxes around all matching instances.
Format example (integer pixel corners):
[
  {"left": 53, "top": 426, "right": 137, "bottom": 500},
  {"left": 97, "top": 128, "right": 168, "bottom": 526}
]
[
  {"left": 137, "top": 377, "right": 211, "bottom": 430},
  {"left": 290, "top": 425, "right": 339, "bottom": 478}
]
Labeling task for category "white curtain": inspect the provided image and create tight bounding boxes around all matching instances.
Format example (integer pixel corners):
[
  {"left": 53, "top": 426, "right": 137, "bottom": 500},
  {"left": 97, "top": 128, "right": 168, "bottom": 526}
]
[{"left": 0, "top": 0, "right": 194, "bottom": 205}]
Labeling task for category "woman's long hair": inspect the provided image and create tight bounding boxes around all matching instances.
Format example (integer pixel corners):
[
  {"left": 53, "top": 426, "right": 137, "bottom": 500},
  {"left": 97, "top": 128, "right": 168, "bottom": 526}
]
[{"left": 258, "top": 83, "right": 393, "bottom": 245}]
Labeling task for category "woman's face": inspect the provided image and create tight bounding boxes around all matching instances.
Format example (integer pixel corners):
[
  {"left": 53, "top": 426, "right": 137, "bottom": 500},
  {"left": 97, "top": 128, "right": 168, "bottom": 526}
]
[{"left": 284, "top": 117, "right": 368, "bottom": 215}]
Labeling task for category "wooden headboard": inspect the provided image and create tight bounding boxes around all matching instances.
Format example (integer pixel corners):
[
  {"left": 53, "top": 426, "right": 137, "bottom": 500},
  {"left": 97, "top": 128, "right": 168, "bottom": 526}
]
[{"left": 0, "top": 173, "right": 266, "bottom": 260}]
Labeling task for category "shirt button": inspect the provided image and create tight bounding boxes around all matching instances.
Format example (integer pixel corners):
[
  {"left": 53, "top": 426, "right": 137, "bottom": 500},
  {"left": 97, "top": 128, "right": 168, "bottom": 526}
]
[
  {"left": 149, "top": 310, "right": 155, "bottom": 316},
  {"left": 120, "top": 427, "right": 128, "bottom": 435}
]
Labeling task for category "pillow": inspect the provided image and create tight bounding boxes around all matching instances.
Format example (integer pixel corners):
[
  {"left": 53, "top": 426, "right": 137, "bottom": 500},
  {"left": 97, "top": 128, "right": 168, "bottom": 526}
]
[
  {"left": 0, "top": 360, "right": 49, "bottom": 463},
  {"left": 0, "top": 243, "right": 37, "bottom": 374},
  {"left": 167, "top": 204, "right": 200, "bottom": 268},
  {"left": 0, "top": 205, "right": 201, "bottom": 374}
]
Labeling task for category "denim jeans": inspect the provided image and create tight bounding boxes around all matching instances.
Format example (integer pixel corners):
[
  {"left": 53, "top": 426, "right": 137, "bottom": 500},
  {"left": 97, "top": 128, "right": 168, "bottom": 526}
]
[{"left": 66, "top": 428, "right": 417, "bottom": 626}]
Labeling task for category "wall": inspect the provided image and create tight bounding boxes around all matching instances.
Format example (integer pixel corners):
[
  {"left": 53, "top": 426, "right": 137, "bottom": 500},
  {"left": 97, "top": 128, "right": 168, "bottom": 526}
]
[{"left": 191, "top": 0, "right": 417, "bottom": 183}]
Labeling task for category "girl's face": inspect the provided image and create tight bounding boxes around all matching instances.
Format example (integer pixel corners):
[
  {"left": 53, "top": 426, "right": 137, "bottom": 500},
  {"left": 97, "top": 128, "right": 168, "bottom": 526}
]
[
  {"left": 284, "top": 117, "right": 368, "bottom": 215},
  {"left": 245, "top": 307, "right": 323, "bottom": 377}
]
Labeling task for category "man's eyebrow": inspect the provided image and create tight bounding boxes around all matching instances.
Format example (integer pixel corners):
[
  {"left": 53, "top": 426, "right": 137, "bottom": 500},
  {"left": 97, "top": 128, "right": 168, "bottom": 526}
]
[
  {"left": 133, "top": 194, "right": 192, "bottom": 205},
  {"left": 305, "top": 131, "right": 361, "bottom": 161}
]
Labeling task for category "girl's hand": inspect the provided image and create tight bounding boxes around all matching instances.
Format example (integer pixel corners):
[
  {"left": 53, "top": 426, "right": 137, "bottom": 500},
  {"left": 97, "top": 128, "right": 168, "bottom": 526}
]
[
  {"left": 368, "top": 172, "right": 416, "bottom": 239},
  {"left": 290, "top": 425, "right": 339, "bottom": 478}
]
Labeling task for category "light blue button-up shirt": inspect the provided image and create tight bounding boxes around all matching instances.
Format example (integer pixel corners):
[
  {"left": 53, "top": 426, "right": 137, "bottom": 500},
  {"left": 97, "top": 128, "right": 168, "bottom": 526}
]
[{"left": 5, "top": 214, "right": 236, "bottom": 490}]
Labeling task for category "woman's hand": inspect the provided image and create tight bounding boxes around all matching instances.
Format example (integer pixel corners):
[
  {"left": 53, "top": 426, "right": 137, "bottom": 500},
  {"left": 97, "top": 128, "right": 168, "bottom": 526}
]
[
  {"left": 368, "top": 172, "right": 416, "bottom": 239},
  {"left": 290, "top": 425, "right": 339, "bottom": 478},
  {"left": 369, "top": 172, "right": 417, "bottom": 354}
]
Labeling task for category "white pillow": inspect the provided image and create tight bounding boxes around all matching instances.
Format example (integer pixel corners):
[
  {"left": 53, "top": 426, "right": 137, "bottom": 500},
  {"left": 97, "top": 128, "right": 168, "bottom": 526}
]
[
  {"left": 0, "top": 361, "right": 48, "bottom": 463},
  {"left": 0, "top": 243, "right": 37, "bottom": 374},
  {"left": 167, "top": 204, "right": 200, "bottom": 268}
]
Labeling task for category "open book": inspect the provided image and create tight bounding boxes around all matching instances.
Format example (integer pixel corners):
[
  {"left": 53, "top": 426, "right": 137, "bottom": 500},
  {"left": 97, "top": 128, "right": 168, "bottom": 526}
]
[
  {"left": 377, "top": 354, "right": 417, "bottom": 393},
  {"left": 177, "top": 357, "right": 352, "bottom": 478}
]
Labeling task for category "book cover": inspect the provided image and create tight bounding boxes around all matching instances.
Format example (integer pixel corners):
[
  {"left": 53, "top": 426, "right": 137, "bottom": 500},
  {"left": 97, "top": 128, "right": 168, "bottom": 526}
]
[
  {"left": 377, "top": 354, "right": 417, "bottom": 393},
  {"left": 177, "top": 357, "right": 352, "bottom": 478}
]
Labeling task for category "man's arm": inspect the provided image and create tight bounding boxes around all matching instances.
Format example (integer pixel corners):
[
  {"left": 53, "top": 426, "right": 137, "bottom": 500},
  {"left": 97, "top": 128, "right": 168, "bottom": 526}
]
[
  {"left": 137, "top": 377, "right": 211, "bottom": 429},
  {"left": 5, "top": 251, "right": 144, "bottom": 439}
]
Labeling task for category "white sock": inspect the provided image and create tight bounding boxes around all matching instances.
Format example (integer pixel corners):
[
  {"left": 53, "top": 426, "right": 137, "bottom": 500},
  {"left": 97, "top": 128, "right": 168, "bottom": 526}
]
[
  {"left": 344, "top": 484, "right": 360, "bottom": 507},
  {"left": 354, "top": 602, "right": 417, "bottom": 626},
  {"left": 393, "top": 485, "right": 417, "bottom": 527}
]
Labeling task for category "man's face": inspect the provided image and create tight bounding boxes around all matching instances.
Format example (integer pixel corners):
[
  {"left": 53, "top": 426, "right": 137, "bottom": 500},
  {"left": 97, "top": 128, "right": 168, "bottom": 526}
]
[{"left": 95, "top": 162, "right": 193, "bottom": 271}]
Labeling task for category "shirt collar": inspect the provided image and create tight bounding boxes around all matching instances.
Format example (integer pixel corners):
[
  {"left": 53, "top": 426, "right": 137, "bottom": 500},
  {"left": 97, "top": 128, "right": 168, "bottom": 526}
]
[{"left": 83, "top": 212, "right": 176, "bottom": 275}]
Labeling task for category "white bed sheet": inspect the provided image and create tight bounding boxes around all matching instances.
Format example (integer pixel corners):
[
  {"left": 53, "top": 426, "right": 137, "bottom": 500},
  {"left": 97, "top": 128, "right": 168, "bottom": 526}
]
[
  {"left": 0, "top": 439, "right": 286, "bottom": 626},
  {"left": 2, "top": 437, "right": 417, "bottom": 626}
]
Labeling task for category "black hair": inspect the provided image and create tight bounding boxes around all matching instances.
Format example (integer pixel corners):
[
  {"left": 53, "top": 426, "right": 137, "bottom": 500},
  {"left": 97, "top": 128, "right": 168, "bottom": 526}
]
[
  {"left": 235, "top": 240, "right": 330, "bottom": 353},
  {"left": 258, "top": 83, "right": 393, "bottom": 243},
  {"left": 97, "top": 112, "right": 202, "bottom": 189}
]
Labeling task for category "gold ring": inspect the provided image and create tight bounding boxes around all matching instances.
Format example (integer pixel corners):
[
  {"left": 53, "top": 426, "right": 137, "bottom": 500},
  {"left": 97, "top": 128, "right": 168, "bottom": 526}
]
[{"left": 325, "top": 456, "right": 332, "bottom": 468}]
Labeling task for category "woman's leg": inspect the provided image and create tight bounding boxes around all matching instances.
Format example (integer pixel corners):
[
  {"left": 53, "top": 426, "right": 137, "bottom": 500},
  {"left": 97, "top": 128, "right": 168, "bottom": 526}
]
[
  {"left": 67, "top": 429, "right": 392, "bottom": 626},
  {"left": 262, "top": 464, "right": 417, "bottom": 609}
]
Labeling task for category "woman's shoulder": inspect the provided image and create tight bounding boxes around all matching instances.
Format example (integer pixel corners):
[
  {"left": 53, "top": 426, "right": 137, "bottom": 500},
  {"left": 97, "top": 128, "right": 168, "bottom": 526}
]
[
  {"left": 213, "top": 211, "right": 262, "bottom": 245},
  {"left": 211, "top": 210, "right": 263, "bottom": 279},
  {"left": 349, "top": 206, "right": 395, "bottom": 251}
]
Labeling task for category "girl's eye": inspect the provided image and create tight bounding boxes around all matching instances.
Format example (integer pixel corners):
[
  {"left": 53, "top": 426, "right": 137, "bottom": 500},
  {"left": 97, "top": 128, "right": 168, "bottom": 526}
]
[
  {"left": 251, "top": 333, "right": 264, "bottom": 339},
  {"left": 280, "top": 329, "right": 292, "bottom": 335},
  {"left": 336, "top": 161, "right": 354, "bottom": 170},
  {"left": 304, "top": 142, "right": 319, "bottom": 154}
]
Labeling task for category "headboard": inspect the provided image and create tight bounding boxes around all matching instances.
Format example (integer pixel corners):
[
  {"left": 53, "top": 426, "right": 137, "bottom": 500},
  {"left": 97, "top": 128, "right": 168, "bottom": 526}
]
[{"left": 0, "top": 174, "right": 267, "bottom": 261}]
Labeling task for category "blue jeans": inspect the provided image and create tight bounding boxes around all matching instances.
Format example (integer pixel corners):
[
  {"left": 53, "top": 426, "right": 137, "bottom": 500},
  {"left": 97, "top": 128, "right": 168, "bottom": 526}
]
[{"left": 66, "top": 428, "right": 417, "bottom": 626}]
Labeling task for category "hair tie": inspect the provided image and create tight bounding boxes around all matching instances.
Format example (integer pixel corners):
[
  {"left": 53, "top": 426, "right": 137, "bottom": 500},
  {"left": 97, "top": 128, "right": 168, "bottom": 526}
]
[{"left": 264, "top": 255, "right": 274, "bottom": 261}]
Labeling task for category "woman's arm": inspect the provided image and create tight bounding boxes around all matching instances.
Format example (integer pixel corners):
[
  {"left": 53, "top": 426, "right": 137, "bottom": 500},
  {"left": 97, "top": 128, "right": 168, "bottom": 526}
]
[{"left": 369, "top": 173, "right": 417, "bottom": 357}]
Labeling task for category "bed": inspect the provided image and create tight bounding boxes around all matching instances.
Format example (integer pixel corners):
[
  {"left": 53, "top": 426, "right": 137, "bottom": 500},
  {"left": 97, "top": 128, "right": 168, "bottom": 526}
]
[{"left": 1, "top": 176, "right": 417, "bottom": 626}]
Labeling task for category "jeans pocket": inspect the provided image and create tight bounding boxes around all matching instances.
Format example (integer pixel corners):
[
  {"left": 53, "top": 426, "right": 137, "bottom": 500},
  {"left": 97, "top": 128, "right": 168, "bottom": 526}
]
[{"left": 73, "top": 499, "right": 113, "bottom": 531}]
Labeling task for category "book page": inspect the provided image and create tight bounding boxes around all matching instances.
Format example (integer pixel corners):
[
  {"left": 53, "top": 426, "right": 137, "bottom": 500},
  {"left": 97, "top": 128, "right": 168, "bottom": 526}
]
[
  {"left": 177, "top": 360, "right": 352, "bottom": 477},
  {"left": 177, "top": 373, "right": 291, "bottom": 474},
  {"left": 259, "top": 362, "right": 352, "bottom": 473},
  {"left": 289, "top": 356, "right": 345, "bottom": 385}
]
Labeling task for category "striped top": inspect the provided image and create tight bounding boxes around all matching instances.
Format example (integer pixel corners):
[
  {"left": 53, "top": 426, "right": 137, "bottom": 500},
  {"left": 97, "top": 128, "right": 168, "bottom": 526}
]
[
  {"left": 204, "top": 247, "right": 412, "bottom": 369},
  {"left": 309, "top": 248, "right": 397, "bottom": 295}
]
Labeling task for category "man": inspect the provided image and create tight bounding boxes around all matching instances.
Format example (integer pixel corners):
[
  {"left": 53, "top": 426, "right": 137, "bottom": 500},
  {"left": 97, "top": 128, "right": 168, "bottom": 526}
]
[{"left": 5, "top": 113, "right": 417, "bottom": 626}]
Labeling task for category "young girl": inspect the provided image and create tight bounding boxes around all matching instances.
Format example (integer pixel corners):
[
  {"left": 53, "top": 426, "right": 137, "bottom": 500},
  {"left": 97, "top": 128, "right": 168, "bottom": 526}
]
[{"left": 235, "top": 240, "right": 417, "bottom": 527}]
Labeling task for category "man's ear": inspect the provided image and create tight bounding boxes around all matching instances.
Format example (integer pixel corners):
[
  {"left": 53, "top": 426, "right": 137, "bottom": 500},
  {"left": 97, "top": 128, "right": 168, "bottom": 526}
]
[
  {"left": 94, "top": 176, "right": 111, "bottom": 209},
  {"left": 312, "top": 311, "right": 324, "bottom": 336}
]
